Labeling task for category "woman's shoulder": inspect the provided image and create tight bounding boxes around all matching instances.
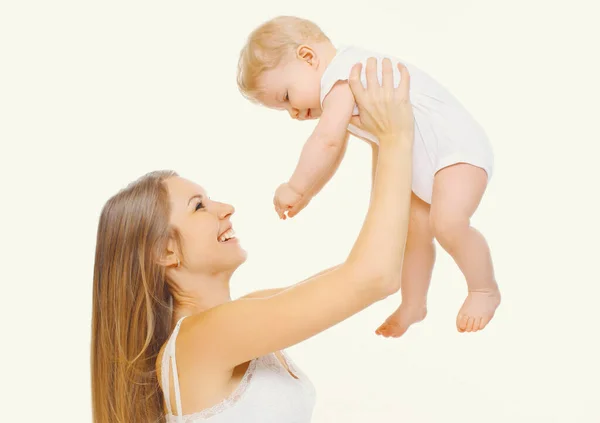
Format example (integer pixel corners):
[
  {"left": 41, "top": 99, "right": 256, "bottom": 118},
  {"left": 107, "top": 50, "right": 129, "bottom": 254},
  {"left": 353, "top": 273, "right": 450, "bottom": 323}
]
[
  {"left": 156, "top": 314, "right": 254, "bottom": 415},
  {"left": 155, "top": 315, "right": 210, "bottom": 384},
  {"left": 168, "top": 309, "right": 247, "bottom": 370},
  {"left": 155, "top": 313, "right": 240, "bottom": 384},
  {"left": 167, "top": 314, "right": 217, "bottom": 364}
]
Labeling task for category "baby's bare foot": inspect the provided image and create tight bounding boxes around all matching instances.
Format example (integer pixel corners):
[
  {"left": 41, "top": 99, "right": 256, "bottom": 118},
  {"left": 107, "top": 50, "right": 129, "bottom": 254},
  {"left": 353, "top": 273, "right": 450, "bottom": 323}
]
[
  {"left": 376, "top": 304, "right": 427, "bottom": 338},
  {"left": 456, "top": 288, "right": 501, "bottom": 333}
]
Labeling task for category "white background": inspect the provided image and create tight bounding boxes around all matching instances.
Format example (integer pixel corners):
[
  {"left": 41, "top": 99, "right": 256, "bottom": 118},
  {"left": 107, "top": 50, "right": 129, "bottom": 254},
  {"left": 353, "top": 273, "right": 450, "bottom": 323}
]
[{"left": 2, "top": 1, "right": 599, "bottom": 422}]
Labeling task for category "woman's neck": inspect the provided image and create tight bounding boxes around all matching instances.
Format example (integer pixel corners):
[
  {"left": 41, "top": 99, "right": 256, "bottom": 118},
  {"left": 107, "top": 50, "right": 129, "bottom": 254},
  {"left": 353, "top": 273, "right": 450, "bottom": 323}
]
[{"left": 171, "top": 272, "right": 233, "bottom": 321}]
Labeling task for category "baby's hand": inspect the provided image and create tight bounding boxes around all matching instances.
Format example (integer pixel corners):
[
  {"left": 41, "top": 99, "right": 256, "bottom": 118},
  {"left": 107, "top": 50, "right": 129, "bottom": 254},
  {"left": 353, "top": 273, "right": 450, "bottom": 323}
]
[{"left": 273, "top": 183, "right": 303, "bottom": 219}]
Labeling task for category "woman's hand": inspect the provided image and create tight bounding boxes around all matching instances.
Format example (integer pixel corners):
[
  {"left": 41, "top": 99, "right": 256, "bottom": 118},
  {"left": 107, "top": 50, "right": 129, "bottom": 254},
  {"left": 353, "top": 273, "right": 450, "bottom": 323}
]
[{"left": 348, "top": 58, "right": 414, "bottom": 146}]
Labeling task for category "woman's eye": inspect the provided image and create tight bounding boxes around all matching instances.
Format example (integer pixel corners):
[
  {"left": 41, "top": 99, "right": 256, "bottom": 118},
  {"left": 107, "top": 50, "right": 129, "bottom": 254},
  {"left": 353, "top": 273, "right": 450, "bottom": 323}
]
[{"left": 195, "top": 201, "right": 204, "bottom": 211}]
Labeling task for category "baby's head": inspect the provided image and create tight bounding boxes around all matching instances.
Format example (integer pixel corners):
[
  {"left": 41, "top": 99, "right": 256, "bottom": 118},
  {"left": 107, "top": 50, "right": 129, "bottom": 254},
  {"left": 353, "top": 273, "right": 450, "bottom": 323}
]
[{"left": 237, "top": 16, "right": 336, "bottom": 120}]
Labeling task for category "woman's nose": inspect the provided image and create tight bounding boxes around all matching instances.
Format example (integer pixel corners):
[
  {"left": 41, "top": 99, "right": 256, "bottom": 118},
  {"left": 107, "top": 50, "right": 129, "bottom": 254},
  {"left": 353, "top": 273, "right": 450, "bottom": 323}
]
[{"left": 217, "top": 202, "right": 235, "bottom": 219}]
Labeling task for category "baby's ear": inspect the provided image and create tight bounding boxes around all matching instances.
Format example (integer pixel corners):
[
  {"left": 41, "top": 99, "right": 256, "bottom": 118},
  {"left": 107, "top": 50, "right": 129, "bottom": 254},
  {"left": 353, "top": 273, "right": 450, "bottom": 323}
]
[{"left": 296, "top": 45, "right": 318, "bottom": 67}]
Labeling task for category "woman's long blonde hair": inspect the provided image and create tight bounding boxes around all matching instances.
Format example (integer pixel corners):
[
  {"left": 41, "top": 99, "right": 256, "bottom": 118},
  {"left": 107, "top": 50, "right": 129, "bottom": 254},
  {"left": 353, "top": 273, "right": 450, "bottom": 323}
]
[{"left": 91, "top": 170, "right": 178, "bottom": 423}]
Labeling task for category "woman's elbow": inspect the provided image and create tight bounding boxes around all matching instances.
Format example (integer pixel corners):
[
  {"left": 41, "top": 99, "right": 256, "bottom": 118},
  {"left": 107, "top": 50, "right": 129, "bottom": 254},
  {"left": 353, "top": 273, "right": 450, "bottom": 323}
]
[
  {"left": 379, "top": 272, "right": 402, "bottom": 298},
  {"left": 365, "top": 272, "right": 401, "bottom": 301},
  {"left": 344, "top": 262, "right": 401, "bottom": 300}
]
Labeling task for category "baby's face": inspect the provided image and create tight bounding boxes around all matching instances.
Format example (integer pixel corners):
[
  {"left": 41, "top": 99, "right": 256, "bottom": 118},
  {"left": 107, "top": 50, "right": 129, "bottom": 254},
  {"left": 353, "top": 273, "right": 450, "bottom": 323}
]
[{"left": 257, "top": 57, "right": 322, "bottom": 120}]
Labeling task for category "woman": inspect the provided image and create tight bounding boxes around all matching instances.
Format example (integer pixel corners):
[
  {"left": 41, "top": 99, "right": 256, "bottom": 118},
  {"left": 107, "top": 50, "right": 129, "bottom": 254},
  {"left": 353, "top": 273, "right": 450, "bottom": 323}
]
[{"left": 91, "top": 59, "right": 414, "bottom": 422}]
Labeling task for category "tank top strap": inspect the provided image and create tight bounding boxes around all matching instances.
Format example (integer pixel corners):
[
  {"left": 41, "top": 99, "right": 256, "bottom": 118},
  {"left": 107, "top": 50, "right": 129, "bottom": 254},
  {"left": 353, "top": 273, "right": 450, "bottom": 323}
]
[{"left": 161, "top": 316, "right": 187, "bottom": 422}]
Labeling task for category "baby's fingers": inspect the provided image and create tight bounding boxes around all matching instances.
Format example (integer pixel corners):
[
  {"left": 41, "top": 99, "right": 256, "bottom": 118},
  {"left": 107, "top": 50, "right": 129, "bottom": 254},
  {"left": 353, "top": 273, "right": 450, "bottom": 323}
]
[
  {"left": 273, "top": 198, "right": 285, "bottom": 219},
  {"left": 288, "top": 201, "right": 305, "bottom": 218}
]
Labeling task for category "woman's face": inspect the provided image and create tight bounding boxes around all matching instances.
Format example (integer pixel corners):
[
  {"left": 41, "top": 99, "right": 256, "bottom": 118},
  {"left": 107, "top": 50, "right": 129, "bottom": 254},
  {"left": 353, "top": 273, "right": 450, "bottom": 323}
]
[{"left": 165, "top": 176, "right": 247, "bottom": 275}]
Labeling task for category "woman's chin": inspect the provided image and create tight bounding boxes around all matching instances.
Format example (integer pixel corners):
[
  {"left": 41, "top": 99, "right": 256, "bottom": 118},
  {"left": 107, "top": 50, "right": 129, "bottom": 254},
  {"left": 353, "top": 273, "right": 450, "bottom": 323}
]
[
  {"left": 228, "top": 244, "right": 248, "bottom": 269},
  {"left": 210, "top": 239, "right": 247, "bottom": 273}
]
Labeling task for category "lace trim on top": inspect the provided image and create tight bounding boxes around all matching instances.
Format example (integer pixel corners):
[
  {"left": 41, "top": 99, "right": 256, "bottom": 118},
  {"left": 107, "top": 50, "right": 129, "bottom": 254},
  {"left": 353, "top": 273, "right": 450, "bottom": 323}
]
[
  {"left": 260, "top": 351, "right": 299, "bottom": 379},
  {"left": 280, "top": 351, "right": 299, "bottom": 378},
  {"left": 166, "top": 358, "right": 258, "bottom": 422}
]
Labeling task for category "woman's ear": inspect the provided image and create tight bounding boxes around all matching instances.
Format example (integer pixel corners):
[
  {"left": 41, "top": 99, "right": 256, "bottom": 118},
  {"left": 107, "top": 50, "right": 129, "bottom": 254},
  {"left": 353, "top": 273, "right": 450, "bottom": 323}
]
[
  {"left": 157, "top": 239, "right": 180, "bottom": 268},
  {"left": 296, "top": 45, "right": 319, "bottom": 68}
]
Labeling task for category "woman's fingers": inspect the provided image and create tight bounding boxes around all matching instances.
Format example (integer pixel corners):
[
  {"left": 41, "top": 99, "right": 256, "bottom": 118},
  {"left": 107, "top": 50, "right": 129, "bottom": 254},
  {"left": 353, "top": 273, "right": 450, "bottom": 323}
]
[
  {"left": 365, "top": 57, "right": 378, "bottom": 90},
  {"left": 348, "top": 63, "right": 365, "bottom": 102},
  {"left": 351, "top": 58, "right": 400, "bottom": 101},
  {"left": 381, "top": 58, "right": 393, "bottom": 90},
  {"left": 395, "top": 63, "right": 410, "bottom": 98},
  {"left": 348, "top": 57, "right": 414, "bottom": 142}
]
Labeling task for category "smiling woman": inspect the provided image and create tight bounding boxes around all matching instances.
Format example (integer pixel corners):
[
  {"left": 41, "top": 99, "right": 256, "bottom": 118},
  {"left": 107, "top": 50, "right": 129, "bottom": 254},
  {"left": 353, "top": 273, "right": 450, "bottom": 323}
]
[
  {"left": 91, "top": 59, "right": 415, "bottom": 423},
  {"left": 162, "top": 178, "right": 248, "bottom": 275}
]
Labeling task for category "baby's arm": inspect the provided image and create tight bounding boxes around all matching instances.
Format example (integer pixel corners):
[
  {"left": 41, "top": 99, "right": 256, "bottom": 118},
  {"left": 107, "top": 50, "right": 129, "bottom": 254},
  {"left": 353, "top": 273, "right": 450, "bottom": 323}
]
[
  {"left": 285, "top": 134, "right": 349, "bottom": 218},
  {"left": 287, "top": 81, "right": 355, "bottom": 196},
  {"left": 305, "top": 132, "right": 349, "bottom": 199}
]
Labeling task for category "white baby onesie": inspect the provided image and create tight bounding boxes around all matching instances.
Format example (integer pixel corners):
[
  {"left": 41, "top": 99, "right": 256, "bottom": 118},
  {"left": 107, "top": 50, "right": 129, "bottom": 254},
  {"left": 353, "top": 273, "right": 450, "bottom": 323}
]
[{"left": 320, "top": 45, "right": 494, "bottom": 204}]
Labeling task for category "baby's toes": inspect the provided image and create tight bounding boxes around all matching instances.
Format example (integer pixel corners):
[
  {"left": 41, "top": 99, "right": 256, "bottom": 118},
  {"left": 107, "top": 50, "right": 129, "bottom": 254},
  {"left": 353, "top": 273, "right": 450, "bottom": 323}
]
[
  {"left": 479, "top": 316, "right": 491, "bottom": 331},
  {"left": 472, "top": 317, "right": 483, "bottom": 332},
  {"left": 466, "top": 317, "right": 476, "bottom": 332},
  {"left": 457, "top": 314, "right": 469, "bottom": 332}
]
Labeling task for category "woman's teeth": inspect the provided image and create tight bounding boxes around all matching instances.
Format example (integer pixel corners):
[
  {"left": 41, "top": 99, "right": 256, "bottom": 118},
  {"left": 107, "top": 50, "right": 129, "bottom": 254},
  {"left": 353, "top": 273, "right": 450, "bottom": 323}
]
[{"left": 218, "top": 229, "right": 235, "bottom": 242}]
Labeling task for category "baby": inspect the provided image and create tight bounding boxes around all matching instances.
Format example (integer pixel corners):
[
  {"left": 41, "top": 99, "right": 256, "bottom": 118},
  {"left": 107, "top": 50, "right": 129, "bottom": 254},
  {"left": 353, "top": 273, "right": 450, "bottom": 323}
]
[{"left": 237, "top": 16, "right": 500, "bottom": 336}]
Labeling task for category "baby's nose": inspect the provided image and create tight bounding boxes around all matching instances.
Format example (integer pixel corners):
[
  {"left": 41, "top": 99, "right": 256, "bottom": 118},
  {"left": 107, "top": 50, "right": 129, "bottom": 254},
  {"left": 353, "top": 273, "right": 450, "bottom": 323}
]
[{"left": 288, "top": 108, "right": 299, "bottom": 119}]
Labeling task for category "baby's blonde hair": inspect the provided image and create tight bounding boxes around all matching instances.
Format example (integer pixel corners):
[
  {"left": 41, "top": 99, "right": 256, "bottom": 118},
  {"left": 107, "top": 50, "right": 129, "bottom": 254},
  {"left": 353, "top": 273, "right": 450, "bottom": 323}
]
[{"left": 237, "top": 16, "right": 330, "bottom": 103}]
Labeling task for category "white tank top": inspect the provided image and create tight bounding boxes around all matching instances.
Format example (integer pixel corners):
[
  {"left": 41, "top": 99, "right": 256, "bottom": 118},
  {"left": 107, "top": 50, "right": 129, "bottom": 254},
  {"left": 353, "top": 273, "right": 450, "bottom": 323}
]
[{"left": 161, "top": 317, "right": 317, "bottom": 422}]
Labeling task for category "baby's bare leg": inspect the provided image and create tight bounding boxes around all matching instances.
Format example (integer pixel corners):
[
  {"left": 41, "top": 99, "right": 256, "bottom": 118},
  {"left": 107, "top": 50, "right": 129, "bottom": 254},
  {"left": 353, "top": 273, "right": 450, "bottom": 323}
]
[
  {"left": 376, "top": 193, "right": 435, "bottom": 338},
  {"left": 430, "top": 164, "right": 500, "bottom": 333}
]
